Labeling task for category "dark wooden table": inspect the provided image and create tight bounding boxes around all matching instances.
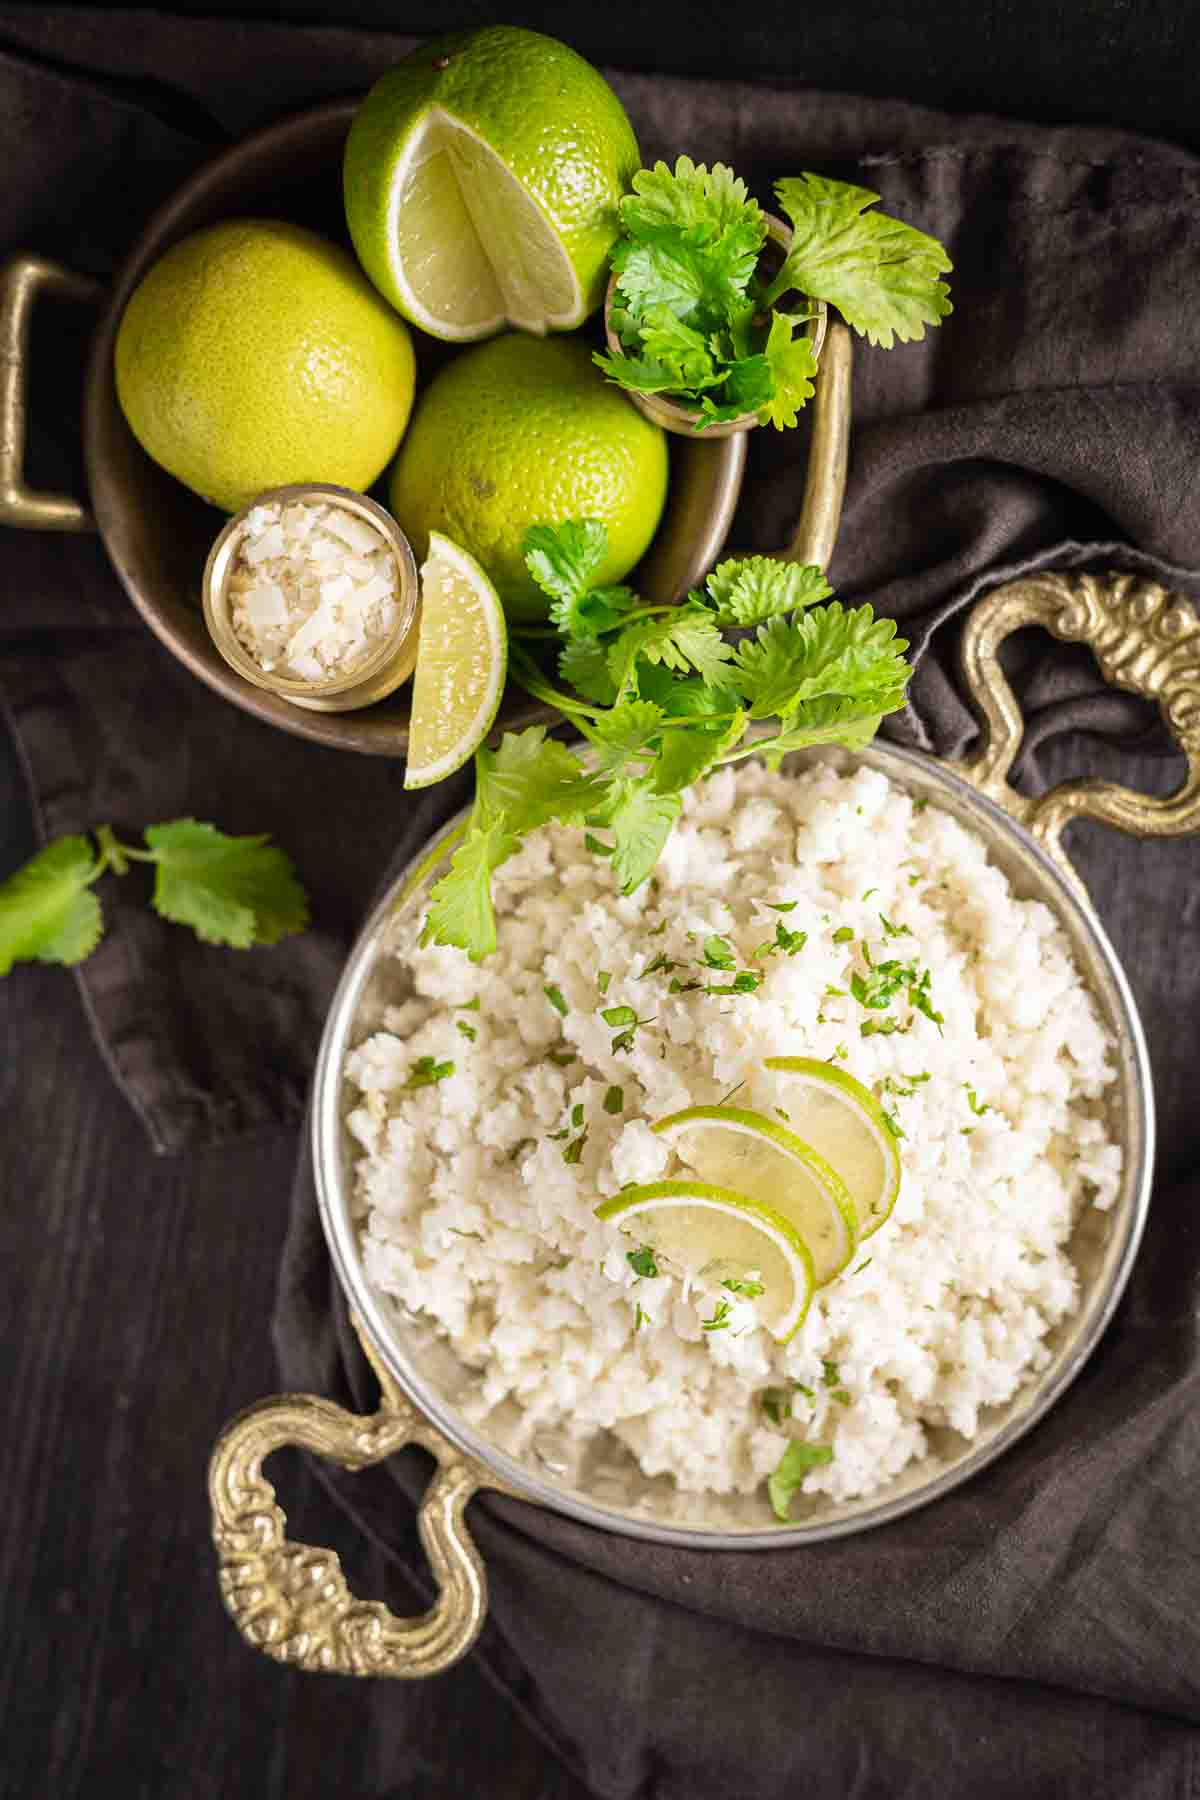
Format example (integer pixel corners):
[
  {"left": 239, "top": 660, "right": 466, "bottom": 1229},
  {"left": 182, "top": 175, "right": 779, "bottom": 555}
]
[{"left": 0, "top": 724, "right": 587, "bottom": 1799}]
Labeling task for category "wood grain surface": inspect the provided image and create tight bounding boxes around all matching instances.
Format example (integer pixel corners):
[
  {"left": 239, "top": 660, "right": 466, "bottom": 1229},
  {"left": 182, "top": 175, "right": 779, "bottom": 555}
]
[{"left": 0, "top": 730, "right": 587, "bottom": 1800}]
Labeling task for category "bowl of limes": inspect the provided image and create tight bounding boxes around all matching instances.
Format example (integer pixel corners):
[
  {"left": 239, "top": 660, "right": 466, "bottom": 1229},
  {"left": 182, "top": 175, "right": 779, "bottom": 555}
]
[{"left": 0, "top": 28, "right": 751, "bottom": 758}]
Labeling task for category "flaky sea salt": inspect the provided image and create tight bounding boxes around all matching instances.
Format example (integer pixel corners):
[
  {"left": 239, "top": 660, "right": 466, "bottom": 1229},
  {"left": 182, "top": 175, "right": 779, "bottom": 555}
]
[{"left": 228, "top": 499, "right": 402, "bottom": 681}]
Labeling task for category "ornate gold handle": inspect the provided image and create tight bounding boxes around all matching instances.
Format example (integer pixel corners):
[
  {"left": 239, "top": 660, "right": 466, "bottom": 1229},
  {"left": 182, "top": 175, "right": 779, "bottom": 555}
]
[
  {"left": 209, "top": 1321, "right": 491, "bottom": 1677},
  {"left": 782, "top": 320, "right": 852, "bottom": 572},
  {"left": 0, "top": 252, "right": 102, "bottom": 532},
  {"left": 959, "top": 570, "right": 1200, "bottom": 887}
]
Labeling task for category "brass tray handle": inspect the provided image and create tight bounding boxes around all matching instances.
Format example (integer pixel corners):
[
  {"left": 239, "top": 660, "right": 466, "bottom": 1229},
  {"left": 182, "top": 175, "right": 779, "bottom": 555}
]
[
  {"left": 0, "top": 252, "right": 102, "bottom": 532},
  {"left": 209, "top": 1321, "right": 491, "bottom": 1677},
  {"left": 784, "top": 320, "right": 852, "bottom": 572},
  {"left": 960, "top": 570, "right": 1200, "bottom": 888}
]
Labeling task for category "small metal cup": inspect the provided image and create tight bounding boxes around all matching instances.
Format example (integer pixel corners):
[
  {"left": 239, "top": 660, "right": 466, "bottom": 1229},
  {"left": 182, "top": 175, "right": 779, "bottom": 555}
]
[{"left": 202, "top": 483, "right": 421, "bottom": 714}]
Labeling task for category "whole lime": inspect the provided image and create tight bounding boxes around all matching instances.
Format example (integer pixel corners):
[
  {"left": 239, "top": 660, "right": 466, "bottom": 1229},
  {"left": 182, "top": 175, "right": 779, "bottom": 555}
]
[
  {"left": 114, "top": 219, "right": 417, "bottom": 513},
  {"left": 344, "top": 26, "right": 639, "bottom": 341},
  {"left": 388, "top": 334, "right": 669, "bottom": 621}
]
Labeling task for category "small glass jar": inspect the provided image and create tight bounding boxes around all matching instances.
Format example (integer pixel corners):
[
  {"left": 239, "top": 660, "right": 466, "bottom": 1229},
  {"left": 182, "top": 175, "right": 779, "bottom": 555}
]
[{"left": 202, "top": 483, "right": 420, "bottom": 713}]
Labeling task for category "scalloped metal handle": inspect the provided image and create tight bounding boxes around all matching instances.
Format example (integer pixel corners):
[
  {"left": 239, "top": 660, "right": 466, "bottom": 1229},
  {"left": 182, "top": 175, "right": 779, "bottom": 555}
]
[
  {"left": 208, "top": 1322, "right": 491, "bottom": 1678},
  {"left": 0, "top": 252, "right": 102, "bottom": 532},
  {"left": 959, "top": 570, "right": 1200, "bottom": 888}
]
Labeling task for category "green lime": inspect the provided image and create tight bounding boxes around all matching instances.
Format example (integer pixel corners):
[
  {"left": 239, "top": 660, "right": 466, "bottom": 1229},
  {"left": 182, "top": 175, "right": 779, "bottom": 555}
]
[
  {"left": 652, "top": 1105, "right": 859, "bottom": 1286},
  {"left": 389, "top": 334, "right": 668, "bottom": 622},
  {"left": 344, "top": 26, "right": 639, "bottom": 340},
  {"left": 405, "top": 531, "right": 507, "bottom": 790},
  {"left": 595, "top": 1179, "right": 815, "bottom": 1343},
  {"left": 115, "top": 220, "right": 416, "bottom": 513},
  {"left": 763, "top": 1057, "right": 903, "bottom": 1240}
]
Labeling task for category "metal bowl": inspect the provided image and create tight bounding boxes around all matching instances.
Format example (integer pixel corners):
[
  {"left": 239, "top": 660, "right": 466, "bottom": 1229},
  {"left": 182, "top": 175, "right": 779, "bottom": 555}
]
[
  {"left": 210, "top": 566, "right": 1200, "bottom": 1677},
  {"left": 0, "top": 103, "right": 761, "bottom": 755}
]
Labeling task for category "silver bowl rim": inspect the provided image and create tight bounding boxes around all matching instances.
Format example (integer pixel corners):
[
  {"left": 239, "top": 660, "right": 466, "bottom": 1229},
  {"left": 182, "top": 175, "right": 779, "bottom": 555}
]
[{"left": 313, "top": 741, "right": 1153, "bottom": 1549}]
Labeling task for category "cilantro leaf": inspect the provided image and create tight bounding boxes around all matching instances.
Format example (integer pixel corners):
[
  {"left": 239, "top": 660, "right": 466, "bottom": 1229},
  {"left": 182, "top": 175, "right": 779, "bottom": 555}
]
[
  {"left": 593, "top": 347, "right": 685, "bottom": 396},
  {"left": 756, "top": 695, "right": 893, "bottom": 765},
  {"left": 652, "top": 713, "right": 746, "bottom": 794},
  {"left": 144, "top": 820, "right": 308, "bottom": 948},
  {"left": 559, "top": 636, "right": 619, "bottom": 706},
  {"left": 761, "top": 310, "right": 818, "bottom": 428},
  {"left": 607, "top": 606, "right": 734, "bottom": 694},
  {"left": 475, "top": 729, "right": 602, "bottom": 831},
  {"left": 619, "top": 157, "right": 764, "bottom": 243},
  {"left": 0, "top": 836, "right": 104, "bottom": 973},
  {"left": 729, "top": 603, "right": 910, "bottom": 720},
  {"left": 702, "top": 557, "right": 832, "bottom": 627},
  {"left": 523, "top": 521, "right": 609, "bottom": 610},
  {"left": 771, "top": 172, "right": 953, "bottom": 348},
  {"left": 768, "top": 1439, "right": 834, "bottom": 1520},
  {"left": 598, "top": 781, "right": 682, "bottom": 894},
  {"left": 421, "top": 818, "right": 516, "bottom": 962},
  {"left": 589, "top": 700, "right": 667, "bottom": 775},
  {"left": 637, "top": 306, "right": 725, "bottom": 391}
]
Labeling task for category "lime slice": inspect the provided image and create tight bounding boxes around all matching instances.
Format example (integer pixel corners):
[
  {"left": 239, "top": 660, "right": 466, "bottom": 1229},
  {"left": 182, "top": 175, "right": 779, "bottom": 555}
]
[
  {"left": 595, "top": 1179, "right": 815, "bottom": 1343},
  {"left": 652, "top": 1106, "right": 858, "bottom": 1286},
  {"left": 764, "top": 1057, "right": 901, "bottom": 1241},
  {"left": 404, "top": 531, "right": 507, "bottom": 789},
  {"left": 344, "top": 29, "right": 640, "bottom": 341}
]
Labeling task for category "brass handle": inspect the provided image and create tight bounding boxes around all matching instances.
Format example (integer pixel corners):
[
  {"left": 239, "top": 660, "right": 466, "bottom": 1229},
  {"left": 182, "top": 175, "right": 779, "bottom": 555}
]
[
  {"left": 783, "top": 320, "right": 852, "bottom": 572},
  {"left": 209, "top": 1321, "right": 490, "bottom": 1677},
  {"left": 0, "top": 252, "right": 102, "bottom": 532},
  {"left": 959, "top": 570, "right": 1200, "bottom": 887}
]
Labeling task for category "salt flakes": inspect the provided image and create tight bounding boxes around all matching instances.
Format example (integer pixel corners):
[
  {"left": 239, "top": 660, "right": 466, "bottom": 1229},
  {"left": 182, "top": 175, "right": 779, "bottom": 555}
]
[{"left": 227, "top": 498, "right": 403, "bottom": 682}]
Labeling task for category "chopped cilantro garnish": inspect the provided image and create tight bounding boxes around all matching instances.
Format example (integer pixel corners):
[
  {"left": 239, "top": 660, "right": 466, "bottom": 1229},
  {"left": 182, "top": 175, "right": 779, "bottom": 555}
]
[
  {"left": 642, "top": 951, "right": 679, "bottom": 977},
  {"left": 604, "top": 1085, "right": 625, "bottom": 1115},
  {"left": 458, "top": 997, "right": 481, "bottom": 1011},
  {"left": 547, "top": 1049, "right": 575, "bottom": 1067},
  {"left": 634, "top": 1303, "right": 650, "bottom": 1330},
  {"left": 669, "top": 976, "right": 705, "bottom": 994},
  {"left": 562, "top": 1130, "right": 588, "bottom": 1165},
  {"left": 601, "top": 1005, "right": 655, "bottom": 1053},
  {"left": 860, "top": 1017, "right": 901, "bottom": 1038},
  {"left": 766, "top": 901, "right": 797, "bottom": 913},
  {"left": 601, "top": 1004, "right": 638, "bottom": 1027},
  {"left": 965, "top": 1085, "right": 992, "bottom": 1116},
  {"left": 597, "top": 970, "right": 612, "bottom": 995},
  {"left": 456, "top": 1020, "right": 477, "bottom": 1041},
  {"left": 768, "top": 1439, "right": 834, "bottom": 1520},
  {"left": 880, "top": 1107, "right": 905, "bottom": 1139},
  {"left": 403, "top": 1056, "right": 455, "bottom": 1091},
  {"left": 829, "top": 1043, "right": 849, "bottom": 1061},
  {"left": 793, "top": 1382, "right": 815, "bottom": 1401},
  {"left": 832, "top": 925, "right": 854, "bottom": 944},
  {"left": 544, "top": 983, "right": 568, "bottom": 1016},
  {"left": 861, "top": 887, "right": 878, "bottom": 901},
  {"left": 879, "top": 912, "right": 911, "bottom": 938},
  {"left": 571, "top": 1102, "right": 585, "bottom": 1128},
  {"left": 722, "top": 1275, "right": 765, "bottom": 1297},
  {"left": 831, "top": 1388, "right": 852, "bottom": 1406},
  {"left": 627, "top": 1244, "right": 659, "bottom": 1278},
  {"left": 701, "top": 934, "right": 737, "bottom": 970},
  {"left": 701, "top": 1298, "right": 733, "bottom": 1331},
  {"left": 761, "top": 1386, "right": 793, "bottom": 1426},
  {"left": 706, "top": 970, "right": 763, "bottom": 995},
  {"left": 821, "top": 1359, "right": 840, "bottom": 1388},
  {"left": 775, "top": 1106, "right": 791, "bottom": 1121},
  {"left": 547, "top": 1128, "right": 570, "bottom": 1141},
  {"left": 912, "top": 796, "right": 929, "bottom": 814}
]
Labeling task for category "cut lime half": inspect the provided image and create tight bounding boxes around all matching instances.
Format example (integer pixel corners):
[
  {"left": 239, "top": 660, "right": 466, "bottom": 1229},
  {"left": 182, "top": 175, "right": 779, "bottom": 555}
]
[
  {"left": 652, "top": 1106, "right": 858, "bottom": 1286},
  {"left": 763, "top": 1058, "right": 902, "bottom": 1241},
  {"left": 404, "top": 531, "right": 507, "bottom": 789},
  {"left": 596, "top": 1179, "right": 815, "bottom": 1343}
]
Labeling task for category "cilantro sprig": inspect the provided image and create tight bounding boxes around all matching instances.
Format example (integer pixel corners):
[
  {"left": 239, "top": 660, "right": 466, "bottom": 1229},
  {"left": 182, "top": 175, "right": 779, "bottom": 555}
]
[
  {"left": 420, "top": 523, "right": 912, "bottom": 962},
  {"left": 0, "top": 818, "right": 308, "bottom": 975},
  {"left": 595, "top": 157, "right": 952, "bottom": 426}
]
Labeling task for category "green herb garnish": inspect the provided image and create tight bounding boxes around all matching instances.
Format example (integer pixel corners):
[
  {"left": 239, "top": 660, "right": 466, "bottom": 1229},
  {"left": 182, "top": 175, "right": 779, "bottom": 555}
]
[
  {"left": 821, "top": 1360, "right": 841, "bottom": 1388},
  {"left": 403, "top": 1057, "right": 455, "bottom": 1091},
  {"left": 544, "top": 982, "right": 568, "bottom": 1016},
  {"left": 458, "top": 997, "right": 481, "bottom": 1011},
  {"left": 766, "top": 901, "right": 797, "bottom": 913},
  {"left": 965, "top": 1085, "right": 992, "bottom": 1116},
  {"left": 722, "top": 1275, "right": 765, "bottom": 1297},
  {"left": 0, "top": 818, "right": 308, "bottom": 976},
  {"left": 562, "top": 1131, "right": 588, "bottom": 1165},
  {"left": 595, "top": 159, "right": 951, "bottom": 427},
  {"left": 701, "top": 1298, "right": 733, "bottom": 1331},
  {"left": 832, "top": 925, "right": 854, "bottom": 944},
  {"left": 420, "top": 521, "right": 912, "bottom": 962},
  {"left": 879, "top": 912, "right": 911, "bottom": 938},
  {"left": 547, "top": 1049, "right": 575, "bottom": 1067},
  {"left": 761, "top": 1386, "right": 793, "bottom": 1426},
  {"left": 634, "top": 1303, "right": 650, "bottom": 1330},
  {"left": 627, "top": 1245, "right": 659, "bottom": 1278},
  {"left": 597, "top": 970, "right": 612, "bottom": 995},
  {"left": 768, "top": 1439, "right": 834, "bottom": 1520},
  {"left": 456, "top": 1020, "right": 477, "bottom": 1041},
  {"left": 604, "top": 1085, "right": 626, "bottom": 1115}
]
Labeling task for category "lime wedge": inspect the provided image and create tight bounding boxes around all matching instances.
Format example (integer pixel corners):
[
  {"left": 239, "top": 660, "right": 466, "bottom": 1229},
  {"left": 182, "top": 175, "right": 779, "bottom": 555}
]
[
  {"left": 652, "top": 1106, "right": 858, "bottom": 1286},
  {"left": 595, "top": 1179, "right": 815, "bottom": 1343},
  {"left": 764, "top": 1057, "right": 901, "bottom": 1241},
  {"left": 404, "top": 531, "right": 506, "bottom": 790},
  {"left": 344, "top": 29, "right": 640, "bottom": 341}
]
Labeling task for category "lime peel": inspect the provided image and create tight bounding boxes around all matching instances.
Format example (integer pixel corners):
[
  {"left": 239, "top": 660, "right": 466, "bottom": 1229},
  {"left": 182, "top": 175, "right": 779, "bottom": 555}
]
[
  {"left": 404, "top": 531, "right": 507, "bottom": 790},
  {"left": 596, "top": 1178, "right": 815, "bottom": 1344},
  {"left": 652, "top": 1104, "right": 858, "bottom": 1286},
  {"left": 763, "top": 1056, "right": 902, "bottom": 1240}
]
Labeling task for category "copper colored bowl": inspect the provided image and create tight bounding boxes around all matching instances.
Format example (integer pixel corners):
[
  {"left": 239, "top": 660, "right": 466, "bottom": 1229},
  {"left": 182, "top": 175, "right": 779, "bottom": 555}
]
[{"left": 0, "top": 102, "right": 749, "bottom": 755}]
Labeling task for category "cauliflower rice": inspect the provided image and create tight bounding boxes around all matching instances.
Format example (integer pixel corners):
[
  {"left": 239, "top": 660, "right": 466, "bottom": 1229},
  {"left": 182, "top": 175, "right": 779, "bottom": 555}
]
[{"left": 346, "top": 761, "right": 1121, "bottom": 1507}]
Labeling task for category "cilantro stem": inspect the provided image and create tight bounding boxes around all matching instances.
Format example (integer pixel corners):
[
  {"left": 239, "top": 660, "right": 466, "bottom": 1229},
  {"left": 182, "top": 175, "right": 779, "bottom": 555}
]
[{"left": 507, "top": 645, "right": 608, "bottom": 721}]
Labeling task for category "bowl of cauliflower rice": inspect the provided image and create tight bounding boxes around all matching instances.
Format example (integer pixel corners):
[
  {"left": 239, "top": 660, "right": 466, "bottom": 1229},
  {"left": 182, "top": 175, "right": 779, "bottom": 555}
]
[{"left": 210, "top": 568, "right": 1200, "bottom": 1682}]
